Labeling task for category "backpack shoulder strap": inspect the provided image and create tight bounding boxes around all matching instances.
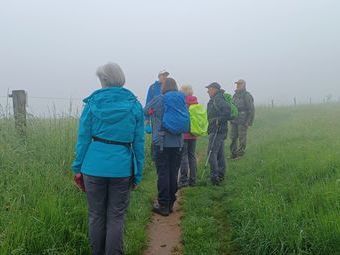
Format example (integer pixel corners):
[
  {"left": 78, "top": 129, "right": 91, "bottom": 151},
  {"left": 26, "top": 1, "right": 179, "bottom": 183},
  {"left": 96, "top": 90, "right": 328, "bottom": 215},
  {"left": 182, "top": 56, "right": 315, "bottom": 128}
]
[
  {"left": 212, "top": 97, "right": 218, "bottom": 111},
  {"left": 244, "top": 91, "right": 253, "bottom": 100}
]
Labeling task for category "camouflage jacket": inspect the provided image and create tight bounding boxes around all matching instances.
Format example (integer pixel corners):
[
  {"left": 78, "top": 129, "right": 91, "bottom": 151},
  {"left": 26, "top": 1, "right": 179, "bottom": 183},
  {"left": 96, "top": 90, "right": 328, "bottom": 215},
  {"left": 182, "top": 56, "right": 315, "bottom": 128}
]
[{"left": 232, "top": 90, "right": 255, "bottom": 125}]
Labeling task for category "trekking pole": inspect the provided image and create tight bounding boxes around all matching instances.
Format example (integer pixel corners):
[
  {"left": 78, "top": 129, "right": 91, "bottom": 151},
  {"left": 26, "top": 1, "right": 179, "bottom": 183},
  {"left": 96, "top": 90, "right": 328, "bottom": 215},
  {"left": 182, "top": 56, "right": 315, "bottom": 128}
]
[{"left": 201, "top": 120, "right": 220, "bottom": 179}]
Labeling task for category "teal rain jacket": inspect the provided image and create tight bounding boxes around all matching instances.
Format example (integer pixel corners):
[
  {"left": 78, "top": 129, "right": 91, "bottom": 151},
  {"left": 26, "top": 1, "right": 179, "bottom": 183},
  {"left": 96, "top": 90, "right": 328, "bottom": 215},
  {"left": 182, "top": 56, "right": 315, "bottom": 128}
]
[{"left": 72, "top": 87, "right": 145, "bottom": 184}]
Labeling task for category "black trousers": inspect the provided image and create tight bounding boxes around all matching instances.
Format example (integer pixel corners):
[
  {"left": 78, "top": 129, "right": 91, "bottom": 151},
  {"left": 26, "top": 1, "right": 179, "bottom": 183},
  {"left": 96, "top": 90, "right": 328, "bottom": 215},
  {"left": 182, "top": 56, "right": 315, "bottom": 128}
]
[{"left": 154, "top": 146, "right": 182, "bottom": 206}]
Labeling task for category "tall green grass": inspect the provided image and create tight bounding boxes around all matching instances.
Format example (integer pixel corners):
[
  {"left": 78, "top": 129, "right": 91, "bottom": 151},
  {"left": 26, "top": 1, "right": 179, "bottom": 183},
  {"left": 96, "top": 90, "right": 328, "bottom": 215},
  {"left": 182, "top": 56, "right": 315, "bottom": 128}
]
[
  {"left": 0, "top": 117, "right": 156, "bottom": 255},
  {"left": 181, "top": 104, "right": 340, "bottom": 255},
  {"left": 1, "top": 104, "right": 339, "bottom": 254}
]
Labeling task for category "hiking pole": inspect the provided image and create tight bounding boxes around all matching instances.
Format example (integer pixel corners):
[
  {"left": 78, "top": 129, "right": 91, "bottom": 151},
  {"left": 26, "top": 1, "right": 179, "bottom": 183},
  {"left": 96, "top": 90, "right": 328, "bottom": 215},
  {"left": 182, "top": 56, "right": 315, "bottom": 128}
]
[{"left": 201, "top": 120, "right": 220, "bottom": 179}]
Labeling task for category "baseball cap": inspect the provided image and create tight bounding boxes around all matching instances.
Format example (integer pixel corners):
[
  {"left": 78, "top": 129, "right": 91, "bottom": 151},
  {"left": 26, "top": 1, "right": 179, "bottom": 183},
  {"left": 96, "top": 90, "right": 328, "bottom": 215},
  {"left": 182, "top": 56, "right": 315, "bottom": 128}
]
[
  {"left": 158, "top": 70, "right": 170, "bottom": 77},
  {"left": 205, "top": 82, "right": 221, "bottom": 90},
  {"left": 235, "top": 79, "right": 246, "bottom": 85}
]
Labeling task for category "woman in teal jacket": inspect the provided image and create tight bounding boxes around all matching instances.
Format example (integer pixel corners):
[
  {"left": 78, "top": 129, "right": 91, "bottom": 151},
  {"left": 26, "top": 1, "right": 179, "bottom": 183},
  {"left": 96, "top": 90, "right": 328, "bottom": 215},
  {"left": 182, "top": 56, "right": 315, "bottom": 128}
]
[{"left": 72, "top": 62, "right": 144, "bottom": 255}]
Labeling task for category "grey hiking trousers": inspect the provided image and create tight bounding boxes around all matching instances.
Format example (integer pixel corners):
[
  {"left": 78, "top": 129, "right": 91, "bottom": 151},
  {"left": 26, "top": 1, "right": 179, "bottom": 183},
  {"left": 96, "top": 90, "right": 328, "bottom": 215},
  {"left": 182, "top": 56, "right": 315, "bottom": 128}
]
[
  {"left": 230, "top": 122, "right": 248, "bottom": 157},
  {"left": 208, "top": 133, "right": 227, "bottom": 181},
  {"left": 179, "top": 140, "right": 197, "bottom": 186},
  {"left": 83, "top": 175, "right": 131, "bottom": 255}
]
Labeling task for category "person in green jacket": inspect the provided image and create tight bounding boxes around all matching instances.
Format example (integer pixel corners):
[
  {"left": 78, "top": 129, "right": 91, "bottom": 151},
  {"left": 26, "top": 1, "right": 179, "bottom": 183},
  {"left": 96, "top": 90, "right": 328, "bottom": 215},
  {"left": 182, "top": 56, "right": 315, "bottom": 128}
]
[
  {"left": 72, "top": 62, "right": 144, "bottom": 255},
  {"left": 230, "top": 79, "right": 255, "bottom": 159}
]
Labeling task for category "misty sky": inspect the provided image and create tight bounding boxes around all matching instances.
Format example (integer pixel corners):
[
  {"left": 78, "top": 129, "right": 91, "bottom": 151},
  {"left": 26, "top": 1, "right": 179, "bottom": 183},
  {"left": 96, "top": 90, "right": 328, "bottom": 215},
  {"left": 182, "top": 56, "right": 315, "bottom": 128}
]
[{"left": 0, "top": 0, "right": 339, "bottom": 115}]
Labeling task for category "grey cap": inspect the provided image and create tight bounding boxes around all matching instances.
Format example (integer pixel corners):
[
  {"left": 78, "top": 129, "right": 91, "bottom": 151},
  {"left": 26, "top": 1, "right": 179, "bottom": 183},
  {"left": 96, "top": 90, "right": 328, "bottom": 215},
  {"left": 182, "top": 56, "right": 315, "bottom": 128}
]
[{"left": 206, "top": 82, "right": 221, "bottom": 90}]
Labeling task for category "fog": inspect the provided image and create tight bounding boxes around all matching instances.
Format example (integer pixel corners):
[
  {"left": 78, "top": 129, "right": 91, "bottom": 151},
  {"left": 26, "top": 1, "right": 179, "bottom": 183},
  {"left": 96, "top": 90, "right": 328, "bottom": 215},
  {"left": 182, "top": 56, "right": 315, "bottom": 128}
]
[{"left": 0, "top": 0, "right": 339, "bottom": 115}]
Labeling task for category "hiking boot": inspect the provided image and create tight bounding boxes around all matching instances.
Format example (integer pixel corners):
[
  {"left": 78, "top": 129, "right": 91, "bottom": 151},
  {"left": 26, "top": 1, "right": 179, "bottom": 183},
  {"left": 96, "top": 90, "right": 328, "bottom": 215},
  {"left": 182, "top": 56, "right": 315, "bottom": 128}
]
[
  {"left": 230, "top": 154, "right": 238, "bottom": 160},
  {"left": 178, "top": 182, "right": 189, "bottom": 189},
  {"left": 211, "top": 178, "right": 221, "bottom": 186},
  {"left": 229, "top": 154, "right": 240, "bottom": 160},
  {"left": 169, "top": 202, "right": 175, "bottom": 213},
  {"left": 231, "top": 155, "right": 242, "bottom": 160},
  {"left": 153, "top": 204, "right": 170, "bottom": 217},
  {"left": 189, "top": 182, "right": 196, "bottom": 187}
]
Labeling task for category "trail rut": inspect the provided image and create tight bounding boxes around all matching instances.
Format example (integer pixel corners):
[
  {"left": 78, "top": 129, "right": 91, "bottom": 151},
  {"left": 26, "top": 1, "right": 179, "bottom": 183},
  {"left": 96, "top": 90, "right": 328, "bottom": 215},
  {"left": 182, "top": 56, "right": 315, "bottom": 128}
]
[{"left": 144, "top": 194, "right": 183, "bottom": 255}]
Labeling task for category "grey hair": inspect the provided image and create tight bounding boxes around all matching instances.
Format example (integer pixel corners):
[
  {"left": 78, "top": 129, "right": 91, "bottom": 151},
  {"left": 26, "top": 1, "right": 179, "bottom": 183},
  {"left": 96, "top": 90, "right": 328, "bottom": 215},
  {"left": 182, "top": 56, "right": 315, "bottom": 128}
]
[
  {"left": 96, "top": 62, "right": 125, "bottom": 87},
  {"left": 180, "top": 84, "right": 193, "bottom": 96}
]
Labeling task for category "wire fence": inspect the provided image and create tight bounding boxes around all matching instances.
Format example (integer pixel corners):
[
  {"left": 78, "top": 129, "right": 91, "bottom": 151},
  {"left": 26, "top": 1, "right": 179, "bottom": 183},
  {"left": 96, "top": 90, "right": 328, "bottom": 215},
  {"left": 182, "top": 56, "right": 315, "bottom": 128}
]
[
  {"left": 0, "top": 94, "right": 84, "bottom": 118},
  {"left": 1, "top": 92, "right": 339, "bottom": 119}
]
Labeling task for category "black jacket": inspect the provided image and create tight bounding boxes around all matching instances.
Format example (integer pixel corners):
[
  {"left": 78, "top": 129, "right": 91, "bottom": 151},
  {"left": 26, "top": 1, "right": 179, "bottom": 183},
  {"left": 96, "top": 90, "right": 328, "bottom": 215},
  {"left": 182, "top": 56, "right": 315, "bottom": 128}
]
[{"left": 207, "top": 91, "right": 231, "bottom": 135}]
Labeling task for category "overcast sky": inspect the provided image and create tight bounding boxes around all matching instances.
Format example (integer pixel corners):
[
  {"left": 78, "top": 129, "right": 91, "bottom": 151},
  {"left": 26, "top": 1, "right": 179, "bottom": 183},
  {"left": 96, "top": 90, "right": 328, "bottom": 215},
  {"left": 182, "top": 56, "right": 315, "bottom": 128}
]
[{"left": 0, "top": 0, "right": 339, "bottom": 115}]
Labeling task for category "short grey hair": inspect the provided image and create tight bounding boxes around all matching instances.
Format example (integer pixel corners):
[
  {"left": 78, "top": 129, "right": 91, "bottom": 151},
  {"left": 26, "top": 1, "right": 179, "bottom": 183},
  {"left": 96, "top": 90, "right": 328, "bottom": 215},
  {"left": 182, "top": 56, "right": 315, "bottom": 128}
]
[{"left": 96, "top": 62, "right": 125, "bottom": 87}]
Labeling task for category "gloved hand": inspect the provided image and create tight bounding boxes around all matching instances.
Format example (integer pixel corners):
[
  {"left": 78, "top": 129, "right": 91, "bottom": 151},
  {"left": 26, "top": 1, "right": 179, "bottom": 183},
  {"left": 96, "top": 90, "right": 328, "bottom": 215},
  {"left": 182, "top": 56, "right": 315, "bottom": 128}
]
[
  {"left": 145, "top": 123, "right": 152, "bottom": 134},
  {"left": 74, "top": 173, "right": 86, "bottom": 192}
]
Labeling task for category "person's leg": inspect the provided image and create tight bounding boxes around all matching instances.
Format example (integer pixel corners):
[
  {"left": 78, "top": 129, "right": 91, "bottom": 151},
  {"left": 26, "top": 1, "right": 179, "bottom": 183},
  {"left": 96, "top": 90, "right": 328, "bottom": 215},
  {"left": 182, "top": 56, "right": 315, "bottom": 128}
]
[
  {"left": 237, "top": 124, "right": 248, "bottom": 157},
  {"left": 151, "top": 142, "right": 157, "bottom": 162},
  {"left": 217, "top": 137, "right": 226, "bottom": 180},
  {"left": 105, "top": 177, "right": 131, "bottom": 255},
  {"left": 169, "top": 147, "right": 182, "bottom": 210},
  {"left": 154, "top": 146, "right": 170, "bottom": 214},
  {"left": 187, "top": 140, "right": 197, "bottom": 186},
  {"left": 83, "top": 175, "right": 108, "bottom": 255},
  {"left": 208, "top": 133, "right": 223, "bottom": 183},
  {"left": 179, "top": 141, "right": 189, "bottom": 186},
  {"left": 230, "top": 123, "right": 239, "bottom": 158}
]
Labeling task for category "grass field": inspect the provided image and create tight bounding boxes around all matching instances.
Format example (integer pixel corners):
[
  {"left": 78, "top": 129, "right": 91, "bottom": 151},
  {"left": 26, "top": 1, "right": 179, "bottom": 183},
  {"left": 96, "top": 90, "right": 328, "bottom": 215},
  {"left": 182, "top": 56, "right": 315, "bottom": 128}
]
[
  {"left": 0, "top": 117, "right": 156, "bottom": 254},
  {"left": 1, "top": 104, "right": 339, "bottom": 254},
  {"left": 181, "top": 104, "right": 340, "bottom": 255}
]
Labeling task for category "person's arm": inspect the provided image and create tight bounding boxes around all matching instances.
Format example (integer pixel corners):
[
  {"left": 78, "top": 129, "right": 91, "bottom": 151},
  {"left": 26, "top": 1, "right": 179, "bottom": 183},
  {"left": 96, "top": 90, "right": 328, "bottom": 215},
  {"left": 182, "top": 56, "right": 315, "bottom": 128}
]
[
  {"left": 214, "top": 96, "right": 231, "bottom": 123},
  {"left": 144, "top": 96, "right": 159, "bottom": 116},
  {"left": 145, "top": 84, "right": 154, "bottom": 121},
  {"left": 72, "top": 104, "right": 92, "bottom": 173},
  {"left": 133, "top": 103, "right": 145, "bottom": 185},
  {"left": 245, "top": 93, "right": 255, "bottom": 126}
]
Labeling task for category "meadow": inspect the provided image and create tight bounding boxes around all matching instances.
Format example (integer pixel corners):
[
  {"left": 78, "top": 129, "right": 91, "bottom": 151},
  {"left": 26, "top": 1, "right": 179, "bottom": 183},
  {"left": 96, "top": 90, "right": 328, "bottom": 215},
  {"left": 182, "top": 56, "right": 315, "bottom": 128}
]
[
  {"left": 0, "top": 117, "right": 156, "bottom": 254},
  {"left": 0, "top": 104, "right": 339, "bottom": 254},
  {"left": 182, "top": 104, "right": 340, "bottom": 255}
]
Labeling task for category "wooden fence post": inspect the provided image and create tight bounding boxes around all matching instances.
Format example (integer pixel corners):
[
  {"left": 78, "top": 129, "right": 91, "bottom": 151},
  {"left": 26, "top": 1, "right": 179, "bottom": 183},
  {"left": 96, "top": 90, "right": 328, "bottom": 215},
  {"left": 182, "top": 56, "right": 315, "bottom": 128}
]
[
  {"left": 294, "top": 97, "right": 297, "bottom": 106},
  {"left": 271, "top": 99, "right": 274, "bottom": 108},
  {"left": 9, "top": 90, "right": 27, "bottom": 135}
]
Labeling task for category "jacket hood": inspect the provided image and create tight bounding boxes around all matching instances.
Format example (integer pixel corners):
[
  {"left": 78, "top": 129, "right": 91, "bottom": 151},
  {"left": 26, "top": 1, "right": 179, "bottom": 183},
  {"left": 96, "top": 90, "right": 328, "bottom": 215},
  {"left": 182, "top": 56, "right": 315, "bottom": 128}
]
[
  {"left": 186, "top": 95, "right": 198, "bottom": 105},
  {"left": 83, "top": 87, "right": 137, "bottom": 124}
]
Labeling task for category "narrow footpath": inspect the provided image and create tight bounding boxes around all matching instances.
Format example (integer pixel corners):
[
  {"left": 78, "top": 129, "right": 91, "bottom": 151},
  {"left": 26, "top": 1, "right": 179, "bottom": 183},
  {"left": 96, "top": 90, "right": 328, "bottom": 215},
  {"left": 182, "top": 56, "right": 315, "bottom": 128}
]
[{"left": 144, "top": 194, "right": 183, "bottom": 255}]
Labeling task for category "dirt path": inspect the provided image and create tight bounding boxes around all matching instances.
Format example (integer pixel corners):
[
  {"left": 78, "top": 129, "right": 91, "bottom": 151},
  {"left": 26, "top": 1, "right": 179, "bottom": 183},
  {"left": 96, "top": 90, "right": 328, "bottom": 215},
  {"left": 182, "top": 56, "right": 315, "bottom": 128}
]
[{"left": 144, "top": 193, "right": 183, "bottom": 255}]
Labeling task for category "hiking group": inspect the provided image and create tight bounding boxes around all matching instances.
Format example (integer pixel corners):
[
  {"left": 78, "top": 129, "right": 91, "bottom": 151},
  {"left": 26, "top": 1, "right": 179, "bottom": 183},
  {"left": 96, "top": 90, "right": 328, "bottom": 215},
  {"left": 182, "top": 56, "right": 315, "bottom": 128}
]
[{"left": 71, "top": 62, "right": 255, "bottom": 255}]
